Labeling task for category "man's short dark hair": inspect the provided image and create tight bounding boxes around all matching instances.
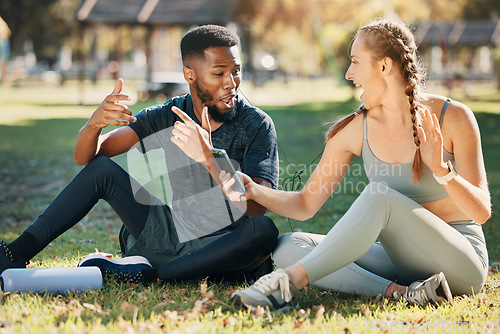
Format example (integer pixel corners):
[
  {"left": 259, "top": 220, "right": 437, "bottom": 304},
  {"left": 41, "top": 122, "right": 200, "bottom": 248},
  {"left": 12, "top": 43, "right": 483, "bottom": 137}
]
[{"left": 181, "top": 25, "right": 240, "bottom": 63}]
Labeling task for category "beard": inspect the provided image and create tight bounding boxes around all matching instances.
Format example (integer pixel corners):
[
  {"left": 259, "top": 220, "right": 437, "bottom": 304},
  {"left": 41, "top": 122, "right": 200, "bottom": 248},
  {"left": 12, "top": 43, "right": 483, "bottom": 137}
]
[{"left": 195, "top": 82, "right": 237, "bottom": 123}]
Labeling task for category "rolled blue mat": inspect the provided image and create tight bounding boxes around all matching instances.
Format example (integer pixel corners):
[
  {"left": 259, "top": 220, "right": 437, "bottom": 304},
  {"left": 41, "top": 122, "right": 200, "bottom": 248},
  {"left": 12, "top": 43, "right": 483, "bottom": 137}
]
[{"left": 1, "top": 267, "right": 102, "bottom": 294}]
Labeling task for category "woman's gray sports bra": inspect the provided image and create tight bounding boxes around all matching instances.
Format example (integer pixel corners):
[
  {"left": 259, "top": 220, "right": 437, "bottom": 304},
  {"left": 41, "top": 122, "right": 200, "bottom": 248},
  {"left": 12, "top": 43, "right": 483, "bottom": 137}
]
[{"left": 362, "top": 99, "right": 454, "bottom": 203}]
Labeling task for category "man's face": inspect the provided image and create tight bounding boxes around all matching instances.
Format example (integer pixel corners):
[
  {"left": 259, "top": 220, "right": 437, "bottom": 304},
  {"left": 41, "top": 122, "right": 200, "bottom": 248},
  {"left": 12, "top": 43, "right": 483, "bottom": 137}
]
[{"left": 189, "top": 46, "right": 242, "bottom": 122}]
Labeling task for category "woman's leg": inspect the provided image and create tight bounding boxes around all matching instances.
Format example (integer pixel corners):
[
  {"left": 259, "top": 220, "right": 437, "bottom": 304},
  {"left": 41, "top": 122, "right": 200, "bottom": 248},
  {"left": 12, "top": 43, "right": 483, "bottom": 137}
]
[
  {"left": 8, "top": 156, "right": 157, "bottom": 262},
  {"left": 272, "top": 232, "right": 396, "bottom": 296},
  {"left": 298, "top": 182, "right": 488, "bottom": 295}
]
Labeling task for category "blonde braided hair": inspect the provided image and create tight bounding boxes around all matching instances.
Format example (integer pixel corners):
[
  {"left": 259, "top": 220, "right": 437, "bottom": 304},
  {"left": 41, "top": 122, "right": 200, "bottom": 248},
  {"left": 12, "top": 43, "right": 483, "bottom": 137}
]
[{"left": 326, "top": 18, "right": 426, "bottom": 183}]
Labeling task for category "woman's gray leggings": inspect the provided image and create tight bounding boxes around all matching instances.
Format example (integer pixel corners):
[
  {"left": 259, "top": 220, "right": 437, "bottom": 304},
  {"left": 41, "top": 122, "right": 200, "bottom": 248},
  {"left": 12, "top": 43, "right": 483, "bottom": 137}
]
[{"left": 272, "top": 182, "right": 489, "bottom": 296}]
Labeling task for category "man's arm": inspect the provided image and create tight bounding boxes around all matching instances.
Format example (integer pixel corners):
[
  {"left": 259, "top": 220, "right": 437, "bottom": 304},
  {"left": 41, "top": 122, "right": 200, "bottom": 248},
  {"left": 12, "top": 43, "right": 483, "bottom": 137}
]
[{"left": 74, "top": 79, "right": 138, "bottom": 165}]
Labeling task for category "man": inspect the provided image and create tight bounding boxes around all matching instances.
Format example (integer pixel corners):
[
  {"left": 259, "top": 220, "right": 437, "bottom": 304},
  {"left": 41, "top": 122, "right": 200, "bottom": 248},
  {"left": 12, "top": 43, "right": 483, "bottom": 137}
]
[{"left": 0, "top": 25, "right": 279, "bottom": 284}]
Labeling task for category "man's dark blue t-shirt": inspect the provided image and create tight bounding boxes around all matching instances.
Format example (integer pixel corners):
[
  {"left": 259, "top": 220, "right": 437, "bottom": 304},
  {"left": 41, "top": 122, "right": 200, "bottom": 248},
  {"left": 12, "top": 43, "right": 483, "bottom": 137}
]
[{"left": 126, "top": 94, "right": 278, "bottom": 242}]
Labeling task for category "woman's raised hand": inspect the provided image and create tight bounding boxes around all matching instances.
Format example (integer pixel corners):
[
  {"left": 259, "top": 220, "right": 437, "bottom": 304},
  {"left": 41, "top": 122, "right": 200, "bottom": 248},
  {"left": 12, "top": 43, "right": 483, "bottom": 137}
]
[{"left": 417, "top": 108, "right": 446, "bottom": 173}]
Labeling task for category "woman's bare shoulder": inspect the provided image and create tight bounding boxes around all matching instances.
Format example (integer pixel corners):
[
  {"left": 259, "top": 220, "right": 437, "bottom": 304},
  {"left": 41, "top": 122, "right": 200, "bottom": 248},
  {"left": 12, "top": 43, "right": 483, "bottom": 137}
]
[
  {"left": 422, "top": 93, "right": 475, "bottom": 126},
  {"left": 326, "top": 111, "right": 364, "bottom": 157}
]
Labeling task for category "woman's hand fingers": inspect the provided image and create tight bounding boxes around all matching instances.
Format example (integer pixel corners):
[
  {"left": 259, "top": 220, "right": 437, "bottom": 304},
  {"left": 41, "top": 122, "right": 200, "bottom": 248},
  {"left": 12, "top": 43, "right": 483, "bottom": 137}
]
[
  {"left": 417, "top": 126, "right": 427, "bottom": 144},
  {"left": 418, "top": 108, "right": 444, "bottom": 172},
  {"left": 219, "top": 171, "right": 246, "bottom": 201}
]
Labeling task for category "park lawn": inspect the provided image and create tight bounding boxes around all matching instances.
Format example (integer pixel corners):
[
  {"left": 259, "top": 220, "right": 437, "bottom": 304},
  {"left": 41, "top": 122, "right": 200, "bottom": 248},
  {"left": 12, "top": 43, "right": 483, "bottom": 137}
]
[{"left": 0, "top": 82, "right": 499, "bottom": 333}]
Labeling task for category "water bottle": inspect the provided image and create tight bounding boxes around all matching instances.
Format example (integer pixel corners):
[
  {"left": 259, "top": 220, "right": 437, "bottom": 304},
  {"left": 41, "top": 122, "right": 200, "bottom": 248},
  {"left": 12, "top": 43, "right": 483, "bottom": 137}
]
[{"left": 0, "top": 267, "right": 102, "bottom": 294}]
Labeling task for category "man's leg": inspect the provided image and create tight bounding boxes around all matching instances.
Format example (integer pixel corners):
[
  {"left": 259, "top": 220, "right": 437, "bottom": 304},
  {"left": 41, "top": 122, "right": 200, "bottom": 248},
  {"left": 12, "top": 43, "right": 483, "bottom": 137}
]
[
  {"left": 157, "top": 215, "right": 278, "bottom": 282},
  {"left": 6, "top": 156, "right": 153, "bottom": 264}
]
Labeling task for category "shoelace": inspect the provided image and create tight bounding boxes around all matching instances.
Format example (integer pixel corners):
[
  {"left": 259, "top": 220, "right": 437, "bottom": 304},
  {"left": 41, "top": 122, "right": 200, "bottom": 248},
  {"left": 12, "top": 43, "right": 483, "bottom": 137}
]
[
  {"left": 405, "top": 285, "right": 428, "bottom": 305},
  {"left": 1, "top": 241, "right": 14, "bottom": 262},
  {"left": 252, "top": 270, "right": 293, "bottom": 302}
]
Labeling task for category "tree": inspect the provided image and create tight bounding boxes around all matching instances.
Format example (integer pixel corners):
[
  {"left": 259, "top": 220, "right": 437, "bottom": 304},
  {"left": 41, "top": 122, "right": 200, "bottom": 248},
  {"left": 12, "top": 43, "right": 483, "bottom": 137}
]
[
  {"left": 0, "top": 0, "right": 81, "bottom": 65},
  {"left": 233, "top": 0, "right": 474, "bottom": 78},
  {"left": 462, "top": 0, "right": 500, "bottom": 20}
]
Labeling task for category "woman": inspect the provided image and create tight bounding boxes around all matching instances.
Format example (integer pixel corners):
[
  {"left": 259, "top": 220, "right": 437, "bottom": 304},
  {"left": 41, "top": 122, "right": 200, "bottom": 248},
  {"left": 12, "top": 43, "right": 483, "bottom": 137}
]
[{"left": 226, "top": 18, "right": 491, "bottom": 309}]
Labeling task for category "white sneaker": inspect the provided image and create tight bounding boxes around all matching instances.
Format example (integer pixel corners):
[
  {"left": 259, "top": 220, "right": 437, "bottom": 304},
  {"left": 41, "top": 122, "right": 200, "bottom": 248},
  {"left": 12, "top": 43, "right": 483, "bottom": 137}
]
[
  {"left": 394, "top": 272, "right": 453, "bottom": 306},
  {"left": 230, "top": 269, "right": 301, "bottom": 311}
]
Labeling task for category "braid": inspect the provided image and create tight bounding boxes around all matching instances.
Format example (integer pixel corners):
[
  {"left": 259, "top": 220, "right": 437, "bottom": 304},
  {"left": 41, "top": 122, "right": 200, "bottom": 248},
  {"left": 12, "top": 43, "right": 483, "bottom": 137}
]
[
  {"left": 325, "top": 105, "right": 366, "bottom": 142},
  {"left": 359, "top": 18, "right": 426, "bottom": 183},
  {"left": 400, "top": 38, "right": 425, "bottom": 182}
]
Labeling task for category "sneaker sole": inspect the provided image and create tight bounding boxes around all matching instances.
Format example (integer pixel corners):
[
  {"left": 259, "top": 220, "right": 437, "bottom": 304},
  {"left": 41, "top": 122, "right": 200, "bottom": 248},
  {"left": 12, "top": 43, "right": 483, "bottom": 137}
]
[
  {"left": 230, "top": 293, "right": 269, "bottom": 312},
  {"left": 79, "top": 254, "right": 152, "bottom": 266},
  {"left": 230, "top": 293, "right": 297, "bottom": 312},
  {"left": 229, "top": 294, "right": 247, "bottom": 309},
  {"left": 78, "top": 254, "right": 152, "bottom": 283}
]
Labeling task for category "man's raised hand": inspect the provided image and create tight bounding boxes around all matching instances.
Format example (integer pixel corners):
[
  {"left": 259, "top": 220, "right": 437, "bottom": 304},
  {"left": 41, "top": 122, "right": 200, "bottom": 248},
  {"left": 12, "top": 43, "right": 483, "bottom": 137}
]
[
  {"left": 171, "top": 106, "right": 213, "bottom": 164},
  {"left": 89, "top": 78, "right": 136, "bottom": 129}
]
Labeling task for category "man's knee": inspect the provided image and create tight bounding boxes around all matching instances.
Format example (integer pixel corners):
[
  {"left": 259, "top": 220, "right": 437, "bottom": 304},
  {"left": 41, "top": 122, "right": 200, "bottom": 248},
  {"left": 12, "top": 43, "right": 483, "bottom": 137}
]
[
  {"left": 83, "top": 156, "right": 121, "bottom": 178},
  {"left": 86, "top": 155, "right": 114, "bottom": 169},
  {"left": 248, "top": 215, "right": 278, "bottom": 253}
]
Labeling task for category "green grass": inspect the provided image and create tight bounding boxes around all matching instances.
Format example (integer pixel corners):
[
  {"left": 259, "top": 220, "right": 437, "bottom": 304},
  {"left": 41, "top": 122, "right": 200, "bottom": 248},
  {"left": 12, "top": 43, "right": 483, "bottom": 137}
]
[{"left": 1, "top": 80, "right": 500, "bottom": 333}]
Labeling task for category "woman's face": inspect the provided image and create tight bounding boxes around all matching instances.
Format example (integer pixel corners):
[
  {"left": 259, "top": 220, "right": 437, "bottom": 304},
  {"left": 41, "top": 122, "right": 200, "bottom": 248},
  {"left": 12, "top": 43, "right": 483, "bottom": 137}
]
[{"left": 345, "top": 36, "right": 386, "bottom": 110}]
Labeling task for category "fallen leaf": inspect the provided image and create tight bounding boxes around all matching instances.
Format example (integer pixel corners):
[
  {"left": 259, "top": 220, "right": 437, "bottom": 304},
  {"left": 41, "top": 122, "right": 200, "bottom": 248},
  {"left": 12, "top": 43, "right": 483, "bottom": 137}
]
[
  {"left": 67, "top": 299, "right": 83, "bottom": 317},
  {"left": 26, "top": 261, "right": 39, "bottom": 269},
  {"left": 162, "top": 310, "right": 181, "bottom": 322},
  {"left": 200, "top": 280, "right": 208, "bottom": 297},
  {"left": 294, "top": 319, "right": 305, "bottom": 329},
  {"left": 204, "top": 290, "right": 215, "bottom": 300},
  {"left": 83, "top": 303, "right": 102, "bottom": 313},
  {"left": 359, "top": 304, "right": 371, "bottom": 317},
  {"left": 312, "top": 304, "right": 325, "bottom": 324},
  {"left": 254, "top": 305, "right": 265, "bottom": 318},
  {"left": 183, "top": 299, "right": 208, "bottom": 320},
  {"left": 296, "top": 308, "right": 307, "bottom": 319},
  {"left": 116, "top": 317, "right": 132, "bottom": 331},
  {"left": 154, "top": 302, "right": 168, "bottom": 309},
  {"left": 407, "top": 315, "right": 426, "bottom": 324},
  {"left": 120, "top": 301, "right": 138, "bottom": 313}
]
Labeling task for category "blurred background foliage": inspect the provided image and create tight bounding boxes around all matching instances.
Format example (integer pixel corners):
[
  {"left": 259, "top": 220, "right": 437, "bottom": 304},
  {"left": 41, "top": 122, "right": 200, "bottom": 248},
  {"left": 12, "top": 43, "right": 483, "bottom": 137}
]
[
  {"left": 0, "top": 0, "right": 82, "bottom": 66},
  {"left": 1, "top": 0, "right": 499, "bottom": 75}
]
